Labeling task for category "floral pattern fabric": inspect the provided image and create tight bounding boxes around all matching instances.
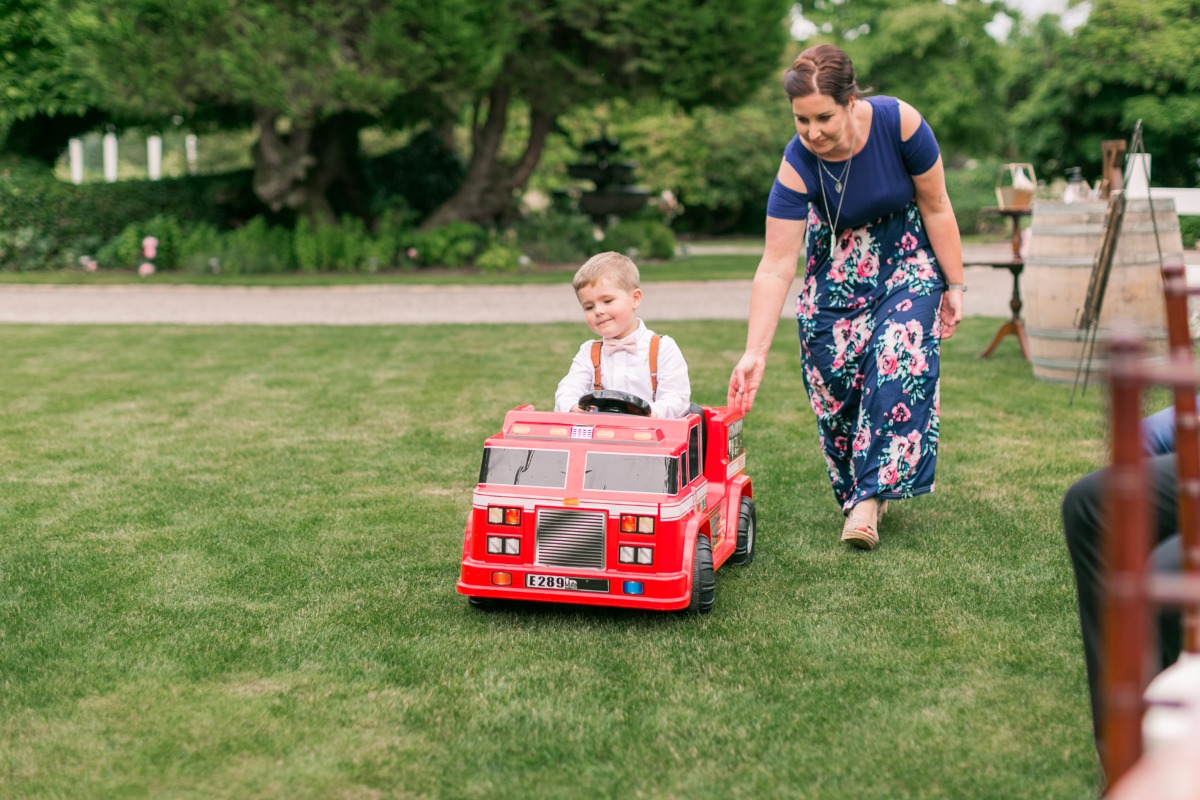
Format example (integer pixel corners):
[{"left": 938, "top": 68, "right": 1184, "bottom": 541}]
[{"left": 798, "top": 201, "right": 943, "bottom": 511}]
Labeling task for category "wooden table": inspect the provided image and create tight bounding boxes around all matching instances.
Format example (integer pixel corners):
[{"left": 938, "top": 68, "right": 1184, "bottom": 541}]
[{"left": 975, "top": 206, "right": 1032, "bottom": 360}]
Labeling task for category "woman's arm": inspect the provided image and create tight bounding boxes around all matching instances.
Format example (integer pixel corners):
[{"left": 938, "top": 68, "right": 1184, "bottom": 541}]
[
  {"left": 728, "top": 161, "right": 808, "bottom": 413},
  {"left": 900, "top": 101, "right": 964, "bottom": 337}
]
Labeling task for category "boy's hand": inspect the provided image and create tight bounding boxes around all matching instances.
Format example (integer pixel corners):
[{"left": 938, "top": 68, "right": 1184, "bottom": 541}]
[{"left": 570, "top": 404, "right": 583, "bottom": 413}]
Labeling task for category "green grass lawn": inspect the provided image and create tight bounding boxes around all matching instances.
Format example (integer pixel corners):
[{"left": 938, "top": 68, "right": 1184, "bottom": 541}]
[{"left": 0, "top": 318, "right": 1126, "bottom": 798}]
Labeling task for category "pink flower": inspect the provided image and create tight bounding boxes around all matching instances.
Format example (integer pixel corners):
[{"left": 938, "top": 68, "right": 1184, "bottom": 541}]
[
  {"left": 896, "top": 299, "right": 912, "bottom": 312},
  {"left": 833, "top": 436, "right": 848, "bottom": 454},
  {"left": 406, "top": 247, "right": 418, "bottom": 259},
  {"left": 891, "top": 403, "right": 911, "bottom": 422},
  {"left": 853, "top": 428, "right": 870, "bottom": 452},
  {"left": 905, "top": 431, "right": 923, "bottom": 466},
  {"left": 81, "top": 257, "right": 98, "bottom": 273},
  {"left": 908, "top": 355, "right": 928, "bottom": 376},
  {"left": 879, "top": 351, "right": 898, "bottom": 376},
  {"left": 142, "top": 236, "right": 158, "bottom": 259},
  {"left": 138, "top": 262, "right": 156, "bottom": 277},
  {"left": 856, "top": 253, "right": 879, "bottom": 279},
  {"left": 880, "top": 462, "right": 899, "bottom": 486}
]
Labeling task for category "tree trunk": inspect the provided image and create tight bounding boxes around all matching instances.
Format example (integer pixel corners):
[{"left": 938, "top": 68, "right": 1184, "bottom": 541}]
[
  {"left": 251, "top": 111, "right": 369, "bottom": 227},
  {"left": 422, "top": 82, "right": 556, "bottom": 229}
]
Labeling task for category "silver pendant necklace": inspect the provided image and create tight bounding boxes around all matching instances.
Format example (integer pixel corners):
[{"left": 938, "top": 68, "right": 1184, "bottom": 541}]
[
  {"left": 817, "top": 124, "right": 856, "bottom": 252},
  {"left": 818, "top": 157, "right": 851, "bottom": 193}
]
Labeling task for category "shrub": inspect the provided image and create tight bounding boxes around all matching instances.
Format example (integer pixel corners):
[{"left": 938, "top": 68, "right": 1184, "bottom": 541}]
[
  {"left": 603, "top": 219, "right": 677, "bottom": 260},
  {"left": 0, "top": 226, "right": 60, "bottom": 270},
  {"left": 407, "top": 221, "right": 488, "bottom": 268},
  {"left": 219, "top": 217, "right": 295, "bottom": 275},
  {"left": 0, "top": 155, "right": 266, "bottom": 269},
  {"left": 95, "top": 215, "right": 184, "bottom": 270},
  {"left": 1180, "top": 216, "right": 1200, "bottom": 251},
  {"left": 475, "top": 242, "right": 523, "bottom": 274},
  {"left": 944, "top": 159, "right": 1007, "bottom": 237},
  {"left": 514, "top": 207, "right": 597, "bottom": 265},
  {"left": 177, "top": 223, "right": 224, "bottom": 273}
]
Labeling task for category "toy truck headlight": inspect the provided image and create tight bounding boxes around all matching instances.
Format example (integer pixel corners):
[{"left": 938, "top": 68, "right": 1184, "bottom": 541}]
[
  {"left": 488, "top": 506, "right": 522, "bottom": 526},
  {"left": 620, "top": 514, "right": 654, "bottom": 534},
  {"left": 487, "top": 536, "right": 521, "bottom": 556},
  {"left": 619, "top": 546, "right": 654, "bottom": 565}
]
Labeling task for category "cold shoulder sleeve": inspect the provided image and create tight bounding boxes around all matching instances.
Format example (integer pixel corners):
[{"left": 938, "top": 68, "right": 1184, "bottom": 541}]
[
  {"left": 767, "top": 178, "right": 810, "bottom": 221},
  {"left": 900, "top": 118, "right": 940, "bottom": 176}
]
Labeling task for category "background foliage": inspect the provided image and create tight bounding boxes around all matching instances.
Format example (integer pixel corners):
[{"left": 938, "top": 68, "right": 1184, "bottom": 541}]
[{"left": 2, "top": 0, "right": 1198, "bottom": 270}]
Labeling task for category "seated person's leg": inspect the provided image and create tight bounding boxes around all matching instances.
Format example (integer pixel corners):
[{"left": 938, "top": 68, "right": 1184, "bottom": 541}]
[
  {"left": 1150, "top": 535, "right": 1183, "bottom": 668},
  {"left": 1062, "top": 453, "right": 1180, "bottom": 750}
]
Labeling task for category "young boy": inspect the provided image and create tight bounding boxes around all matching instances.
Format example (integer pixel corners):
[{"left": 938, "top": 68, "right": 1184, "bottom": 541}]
[{"left": 554, "top": 252, "right": 691, "bottom": 418}]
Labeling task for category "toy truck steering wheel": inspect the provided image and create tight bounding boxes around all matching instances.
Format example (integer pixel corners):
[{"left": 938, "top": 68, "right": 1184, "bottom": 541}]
[{"left": 577, "top": 390, "right": 652, "bottom": 417}]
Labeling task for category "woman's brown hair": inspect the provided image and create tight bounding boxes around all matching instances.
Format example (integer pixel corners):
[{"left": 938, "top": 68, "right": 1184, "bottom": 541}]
[{"left": 783, "top": 44, "right": 863, "bottom": 106}]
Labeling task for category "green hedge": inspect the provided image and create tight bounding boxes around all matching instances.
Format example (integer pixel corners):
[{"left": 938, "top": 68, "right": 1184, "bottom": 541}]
[{"left": 0, "top": 156, "right": 263, "bottom": 269}]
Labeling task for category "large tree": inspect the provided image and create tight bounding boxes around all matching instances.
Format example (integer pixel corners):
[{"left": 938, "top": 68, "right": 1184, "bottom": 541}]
[
  {"left": 1007, "top": 0, "right": 1200, "bottom": 187},
  {"left": 422, "top": 0, "right": 792, "bottom": 226},
  {"left": 47, "top": 0, "right": 513, "bottom": 223},
  {"left": 0, "top": 0, "right": 103, "bottom": 164}
]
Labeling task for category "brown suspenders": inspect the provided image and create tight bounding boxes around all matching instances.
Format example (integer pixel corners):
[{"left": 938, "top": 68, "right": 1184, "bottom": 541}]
[{"left": 591, "top": 335, "right": 661, "bottom": 399}]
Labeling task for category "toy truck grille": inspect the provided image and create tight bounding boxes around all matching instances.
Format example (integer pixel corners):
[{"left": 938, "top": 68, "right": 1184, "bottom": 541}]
[{"left": 535, "top": 509, "right": 606, "bottom": 569}]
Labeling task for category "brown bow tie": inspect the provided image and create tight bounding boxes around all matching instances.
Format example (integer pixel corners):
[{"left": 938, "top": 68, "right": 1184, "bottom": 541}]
[{"left": 602, "top": 337, "right": 638, "bottom": 356}]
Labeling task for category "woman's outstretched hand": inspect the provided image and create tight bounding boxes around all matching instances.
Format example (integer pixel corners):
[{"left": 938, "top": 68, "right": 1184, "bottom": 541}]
[
  {"left": 728, "top": 353, "right": 766, "bottom": 414},
  {"left": 939, "top": 288, "right": 964, "bottom": 339}
]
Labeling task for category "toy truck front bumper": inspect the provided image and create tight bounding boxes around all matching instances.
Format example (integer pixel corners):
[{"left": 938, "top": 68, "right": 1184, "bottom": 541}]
[{"left": 457, "top": 560, "right": 692, "bottom": 611}]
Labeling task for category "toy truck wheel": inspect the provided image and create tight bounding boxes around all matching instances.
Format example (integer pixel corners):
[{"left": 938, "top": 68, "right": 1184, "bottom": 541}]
[
  {"left": 467, "top": 596, "right": 493, "bottom": 610},
  {"left": 687, "top": 535, "right": 715, "bottom": 614},
  {"left": 733, "top": 497, "right": 756, "bottom": 566}
]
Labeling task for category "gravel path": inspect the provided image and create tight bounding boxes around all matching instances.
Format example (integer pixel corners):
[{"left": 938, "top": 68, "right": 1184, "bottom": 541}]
[{"left": 0, "top": 245, "right": 1018, "bottom": 325}]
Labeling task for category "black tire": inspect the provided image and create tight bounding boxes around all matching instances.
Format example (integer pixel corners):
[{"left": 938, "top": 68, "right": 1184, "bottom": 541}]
[
  {"left": 467, "top": 596, "right": 492, "bottom": 610},
  {"left": 687, "top": 534, "right": 715, "bottom": 614},
  {"left": 732, "top": 496, "right": 756, "bottom": 567}
]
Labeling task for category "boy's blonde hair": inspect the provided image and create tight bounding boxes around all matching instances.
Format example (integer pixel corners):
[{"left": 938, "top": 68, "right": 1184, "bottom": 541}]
[{"left": 573, "top": 251, "right": 640, "bottom": 293}]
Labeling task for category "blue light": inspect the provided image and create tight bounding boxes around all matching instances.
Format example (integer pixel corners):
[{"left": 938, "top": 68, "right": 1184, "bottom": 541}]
[{"left": 623, "top": 581, "right": 644, "bottom": 595}]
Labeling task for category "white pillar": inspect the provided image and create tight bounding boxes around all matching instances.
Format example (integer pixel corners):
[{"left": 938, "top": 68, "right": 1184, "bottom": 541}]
[
  {"left": 68, "top": 138, "right": 84, "bottom": 184},
  {"left": 1125, "top": 153, "right": 1151, "bottom": 197},
  {"left": 147, "top": 135, "right": 163, "bottom": 180},
  {"left": 185, "top": 134, "right": 198, "bottom": 175},
  {"left": 103, "top": 132, "right": 119, "bottom": 183}
]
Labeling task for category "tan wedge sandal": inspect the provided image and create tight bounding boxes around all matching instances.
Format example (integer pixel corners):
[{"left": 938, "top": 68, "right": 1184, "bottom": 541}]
[{"left": 841, "top": 498, "right": 881, "bottom": 550}]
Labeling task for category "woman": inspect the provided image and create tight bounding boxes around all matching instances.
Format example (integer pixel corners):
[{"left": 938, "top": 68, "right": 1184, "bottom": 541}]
[{"left": 727, "top": 44, "right": 964, "bottom": 551}]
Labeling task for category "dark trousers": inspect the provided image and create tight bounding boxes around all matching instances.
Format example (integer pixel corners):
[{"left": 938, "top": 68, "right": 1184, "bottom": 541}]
[{"left": 1061, "top": 453, "right": 1183, "bottom": 749}]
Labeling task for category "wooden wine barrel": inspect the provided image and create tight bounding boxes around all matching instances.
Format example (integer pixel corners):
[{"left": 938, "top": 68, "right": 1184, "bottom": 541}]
[{"left": 1023, "top": 198, "right": 1185, "bottom": 383}]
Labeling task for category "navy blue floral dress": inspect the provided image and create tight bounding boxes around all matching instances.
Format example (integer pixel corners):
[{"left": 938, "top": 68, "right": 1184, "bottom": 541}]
[{"left": 768, "top": 96, "right": 946, "bottom": 511}]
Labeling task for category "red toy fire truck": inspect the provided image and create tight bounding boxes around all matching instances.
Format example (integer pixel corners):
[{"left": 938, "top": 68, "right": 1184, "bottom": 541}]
[{"left": 457, "top": 390, "right": 755, "bottom": 613}]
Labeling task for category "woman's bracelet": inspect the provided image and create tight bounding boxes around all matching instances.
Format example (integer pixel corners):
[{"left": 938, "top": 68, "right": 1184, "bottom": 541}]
[{"left": 946, "top": 283, "right": 967, "bottom": 292}]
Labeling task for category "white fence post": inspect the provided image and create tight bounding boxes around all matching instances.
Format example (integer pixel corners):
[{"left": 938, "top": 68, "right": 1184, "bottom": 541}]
[
  {"left": 147, "top": 135, "right": 163, "bottom": 180},
  {"left": 68, "top": 138, "right": 84, "bottom": 185},
  {"left": 102, "top": 132, "right": 119, "bottom": 183}
]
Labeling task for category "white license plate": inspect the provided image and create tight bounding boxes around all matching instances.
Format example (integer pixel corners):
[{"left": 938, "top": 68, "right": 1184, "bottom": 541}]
[{"left": 525, "top": 574, "right": 609, "bottom": 592}]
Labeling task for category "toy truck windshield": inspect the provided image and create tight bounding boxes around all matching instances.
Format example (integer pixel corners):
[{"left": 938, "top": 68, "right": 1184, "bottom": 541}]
[
  {"left": 479, "top": 447, "right": 568, "bottom": 488},
  {"left": 583, "top": 453, "right": 679, "bottom": 494}
]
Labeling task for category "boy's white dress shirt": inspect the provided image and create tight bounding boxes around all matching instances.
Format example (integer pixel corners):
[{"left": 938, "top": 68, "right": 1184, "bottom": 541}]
[{"left": 554, "top": 320, "right": 691, "bottom": 418}]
